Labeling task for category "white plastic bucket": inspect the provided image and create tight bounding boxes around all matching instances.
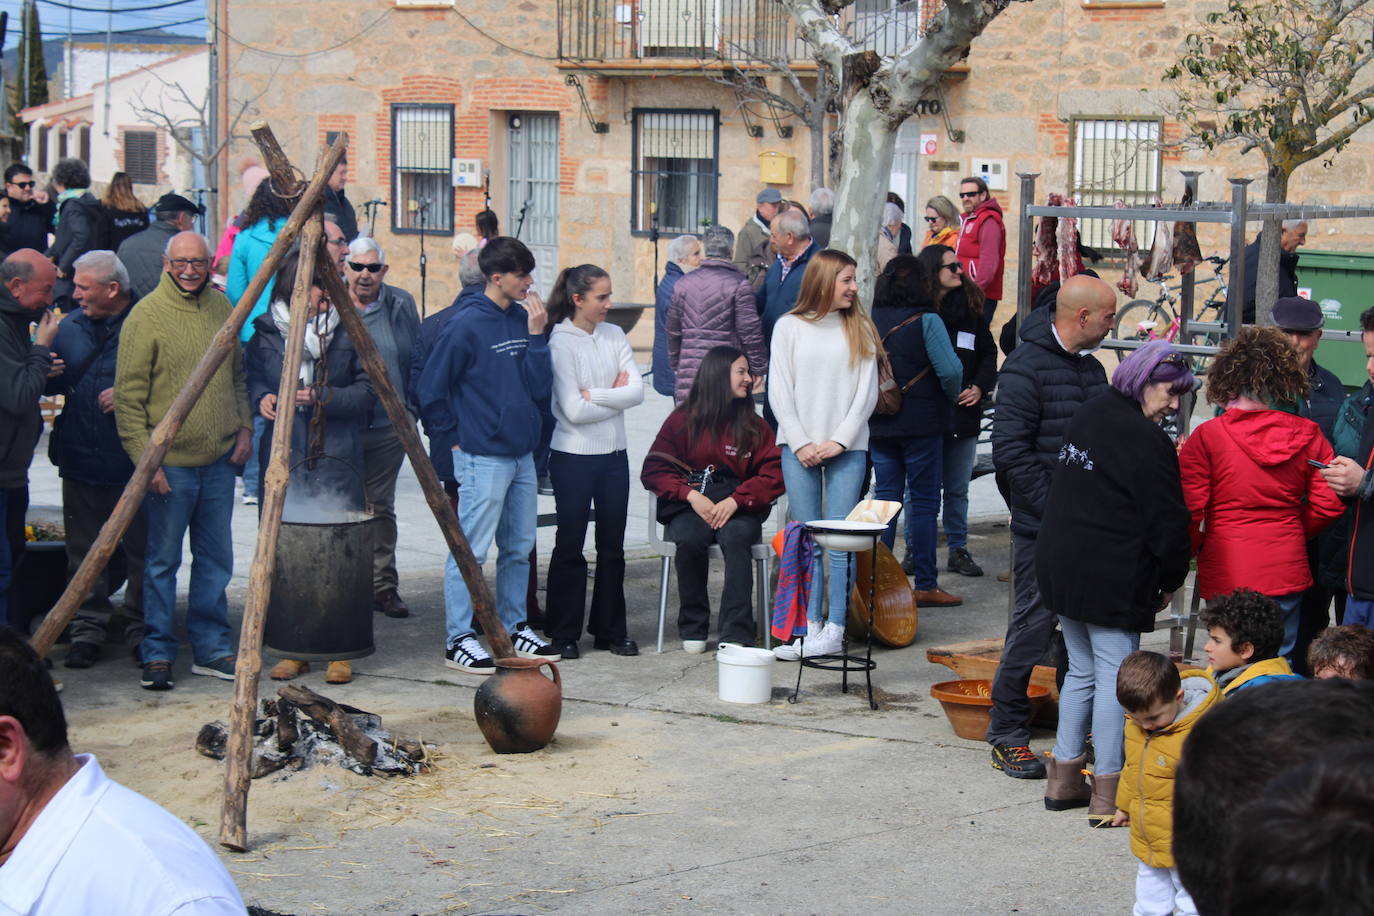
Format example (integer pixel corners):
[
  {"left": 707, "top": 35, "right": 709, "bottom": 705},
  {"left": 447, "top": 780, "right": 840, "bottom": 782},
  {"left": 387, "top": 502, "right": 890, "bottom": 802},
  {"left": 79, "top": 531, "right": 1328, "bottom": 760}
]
[{"left": 716, "top": 643, "right": 776, "bottom": 704}]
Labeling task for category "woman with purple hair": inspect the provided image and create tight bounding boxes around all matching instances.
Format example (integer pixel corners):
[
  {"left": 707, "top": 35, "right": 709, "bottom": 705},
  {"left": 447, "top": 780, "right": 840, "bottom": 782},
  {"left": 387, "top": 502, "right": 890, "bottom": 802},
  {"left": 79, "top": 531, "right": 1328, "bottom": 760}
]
[{"left": 1033, "top": 340, "right": 1196, "bottom": 824}]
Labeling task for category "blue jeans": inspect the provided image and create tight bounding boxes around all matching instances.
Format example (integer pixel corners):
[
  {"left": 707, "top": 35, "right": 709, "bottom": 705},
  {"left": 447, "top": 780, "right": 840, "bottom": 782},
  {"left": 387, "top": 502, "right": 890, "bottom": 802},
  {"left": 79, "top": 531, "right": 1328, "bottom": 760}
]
[
  {"left": 940, "top": 435, "right": 978, "bottom": 551},
  {"left": 872, "top": 436, "right": 942, "bottom": 589},
  {"left": 1273, "top": 590, "right": 1303, "bottom": 663},
  {"left": 241, "top": 415, "right": 266, "bottom": 499},
  {"left": 1053, "top": 617, "right": 1140, "bottom": 775},
  {"left": 1347, "top": 595, "right": 1374, "bottom": 628},
  {"left": 781, "top": 446, "right": 867, "bottom": 628},
  {"left": 444, "top": 450, "right": 537, "bottom": 644},
  {"left": 141, "top": 453, "right": 236, "bottom": 666}
]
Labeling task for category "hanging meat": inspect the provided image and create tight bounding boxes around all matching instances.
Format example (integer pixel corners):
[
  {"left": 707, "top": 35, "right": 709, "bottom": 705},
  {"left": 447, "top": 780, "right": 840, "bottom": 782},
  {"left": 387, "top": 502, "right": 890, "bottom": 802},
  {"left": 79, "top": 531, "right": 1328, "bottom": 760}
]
[
  {"left": 1111, "top": 200, "right": 1140, "bottom": 298},
  {"left": 1056, "top": 196, "right": 1083, "bottom": 282},
  {"left": 1172, "top": 185, "right": 1203, "bottom": 275},
  {"left": 1141, "top": 196, "right": 1174, "bottom": 279},
  {"left": 1030, "top": 193, "right": 1062, "bottom": 293}
]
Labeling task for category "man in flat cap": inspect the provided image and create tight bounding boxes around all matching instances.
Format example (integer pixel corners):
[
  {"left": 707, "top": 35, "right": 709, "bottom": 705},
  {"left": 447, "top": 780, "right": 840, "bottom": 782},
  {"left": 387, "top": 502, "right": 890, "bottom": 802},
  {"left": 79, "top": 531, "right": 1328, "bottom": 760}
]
[
  {"left": 1272, "top": 295, "right": 1347, "bottom": 674},
  {"left": 734, "top": 187, "right": 783, "bottom": 288},
  {"left": 116, "top": 193, "right": 203, "bottom": 297}
]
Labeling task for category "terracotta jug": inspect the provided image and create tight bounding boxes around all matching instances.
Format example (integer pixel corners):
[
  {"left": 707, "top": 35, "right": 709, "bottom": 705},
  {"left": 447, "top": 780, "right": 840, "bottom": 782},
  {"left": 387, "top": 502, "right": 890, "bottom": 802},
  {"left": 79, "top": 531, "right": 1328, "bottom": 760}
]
[{"left": 473, "top": 657, "right": 562, "bottom": 753}]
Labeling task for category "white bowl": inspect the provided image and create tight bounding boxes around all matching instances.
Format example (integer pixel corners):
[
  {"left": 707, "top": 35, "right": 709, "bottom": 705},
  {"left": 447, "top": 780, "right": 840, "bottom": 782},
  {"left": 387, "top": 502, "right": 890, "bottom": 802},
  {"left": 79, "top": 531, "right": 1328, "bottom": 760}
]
[{"left": 805, "top": 519, "right": 887, "bottom": 552}]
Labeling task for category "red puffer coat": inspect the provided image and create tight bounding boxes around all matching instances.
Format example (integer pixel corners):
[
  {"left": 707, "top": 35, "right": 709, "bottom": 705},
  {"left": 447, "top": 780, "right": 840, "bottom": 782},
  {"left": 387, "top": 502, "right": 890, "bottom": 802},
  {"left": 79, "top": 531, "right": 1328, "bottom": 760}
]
[{"left": 1179, "top": 408, "right": 1345, "bottom": 599}]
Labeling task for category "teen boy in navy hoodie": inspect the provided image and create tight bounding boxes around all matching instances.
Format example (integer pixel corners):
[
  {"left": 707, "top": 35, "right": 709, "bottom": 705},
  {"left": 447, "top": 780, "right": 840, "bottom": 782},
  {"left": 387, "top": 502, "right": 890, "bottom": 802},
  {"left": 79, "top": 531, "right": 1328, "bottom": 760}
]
[{"left": 417, "top": 237, "right": 561, "bottom": 672}]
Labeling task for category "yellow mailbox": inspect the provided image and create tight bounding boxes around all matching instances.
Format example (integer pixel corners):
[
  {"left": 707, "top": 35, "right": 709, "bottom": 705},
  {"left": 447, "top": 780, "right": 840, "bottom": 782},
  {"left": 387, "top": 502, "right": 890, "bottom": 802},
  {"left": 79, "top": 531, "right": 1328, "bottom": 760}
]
[{"left": 758, "top": 150, "right": 796, "bottom": 185}]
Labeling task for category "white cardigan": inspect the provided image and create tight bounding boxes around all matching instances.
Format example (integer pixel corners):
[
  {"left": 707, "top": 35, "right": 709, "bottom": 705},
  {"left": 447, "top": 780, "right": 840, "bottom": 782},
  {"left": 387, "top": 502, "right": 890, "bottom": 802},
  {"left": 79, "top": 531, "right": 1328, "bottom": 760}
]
[
  {"left": 767, "top": 311, "right": 879, "bottom": 452},
  {"left": 548, "top": 318, "right": 644, "bottom": 454}
]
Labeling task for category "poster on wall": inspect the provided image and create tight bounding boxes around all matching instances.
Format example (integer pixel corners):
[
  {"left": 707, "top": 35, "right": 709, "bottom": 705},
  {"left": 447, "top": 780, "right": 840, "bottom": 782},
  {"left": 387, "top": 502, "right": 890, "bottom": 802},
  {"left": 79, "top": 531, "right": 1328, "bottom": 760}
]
[{"left": 920, "top": 133, "right": 938, "bottom": 156}]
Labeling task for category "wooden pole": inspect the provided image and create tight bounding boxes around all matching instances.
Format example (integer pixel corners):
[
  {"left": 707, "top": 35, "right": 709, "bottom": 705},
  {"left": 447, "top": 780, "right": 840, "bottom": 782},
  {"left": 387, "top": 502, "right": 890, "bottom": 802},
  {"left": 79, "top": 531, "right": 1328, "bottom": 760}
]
[
  {"left": 29, "top": 126, "right": 349, "bottom": 658},
  {"left": 315, "top": 263, "right": 515, "bottom": 661},
  {"left": 218, "top": 212, "right": 323, "bottom": 852}
]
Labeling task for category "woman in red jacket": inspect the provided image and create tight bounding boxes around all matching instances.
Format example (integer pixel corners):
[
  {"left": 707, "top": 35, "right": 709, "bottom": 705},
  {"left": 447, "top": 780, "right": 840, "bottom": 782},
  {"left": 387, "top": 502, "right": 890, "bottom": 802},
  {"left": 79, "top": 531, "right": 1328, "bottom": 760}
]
[
  {"left": 1179, "top": 327, "right": 1345, "bottom": 661},
  {"left": 642, "top": 346, "right": 785, "bottom": 652}
]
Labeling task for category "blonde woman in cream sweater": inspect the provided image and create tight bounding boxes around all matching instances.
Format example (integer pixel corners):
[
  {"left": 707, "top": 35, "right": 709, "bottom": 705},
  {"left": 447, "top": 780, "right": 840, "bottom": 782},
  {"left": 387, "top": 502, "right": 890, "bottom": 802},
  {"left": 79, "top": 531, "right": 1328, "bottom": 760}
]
[
  {"left": 544, "top": 264, "right": 644, "bottom": 659},
  {"left": 768, "top": 249, "right": 880, "bottom": 659}
]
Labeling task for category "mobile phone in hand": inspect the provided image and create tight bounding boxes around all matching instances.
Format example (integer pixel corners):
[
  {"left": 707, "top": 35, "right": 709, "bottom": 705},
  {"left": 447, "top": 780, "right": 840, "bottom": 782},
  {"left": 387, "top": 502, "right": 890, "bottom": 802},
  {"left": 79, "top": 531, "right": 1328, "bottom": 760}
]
[{"left": 1308, "top": 459, "right": 1330, "bottom": 469}]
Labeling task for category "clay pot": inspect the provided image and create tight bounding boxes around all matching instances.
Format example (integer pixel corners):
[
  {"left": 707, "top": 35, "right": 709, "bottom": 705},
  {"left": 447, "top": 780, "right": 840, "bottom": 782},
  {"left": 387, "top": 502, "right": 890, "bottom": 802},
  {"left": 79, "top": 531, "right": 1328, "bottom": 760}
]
[{"left": 473, "top": 657, "right": 562, "bottom": 753}]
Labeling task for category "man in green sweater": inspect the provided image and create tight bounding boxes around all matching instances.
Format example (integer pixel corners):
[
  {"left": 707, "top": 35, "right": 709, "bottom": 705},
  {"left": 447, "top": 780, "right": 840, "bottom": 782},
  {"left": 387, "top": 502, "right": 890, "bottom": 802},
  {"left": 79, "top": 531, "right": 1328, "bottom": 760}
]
[{"left": 115, "top": 232, "right": 252, "bottom": 691}]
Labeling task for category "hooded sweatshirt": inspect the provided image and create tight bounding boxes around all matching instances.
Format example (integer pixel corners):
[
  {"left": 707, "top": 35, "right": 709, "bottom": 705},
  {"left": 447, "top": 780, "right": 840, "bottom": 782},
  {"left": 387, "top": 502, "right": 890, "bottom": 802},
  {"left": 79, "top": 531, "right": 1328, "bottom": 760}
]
[
  {"left": 1116, "top": 671, "right": 1219, "bottom": 869},
  {"left": 1179, "top": 408, "right": 1345, "bottom": 598},
  {"left": 548, "top": 318, "right": 643, "bottom": 455},
  {"left": 225, "top": 217, "right": 287, "bottom": 342},
  {"left": 415, "top": 294, "right": 552, "bottom": 458}
]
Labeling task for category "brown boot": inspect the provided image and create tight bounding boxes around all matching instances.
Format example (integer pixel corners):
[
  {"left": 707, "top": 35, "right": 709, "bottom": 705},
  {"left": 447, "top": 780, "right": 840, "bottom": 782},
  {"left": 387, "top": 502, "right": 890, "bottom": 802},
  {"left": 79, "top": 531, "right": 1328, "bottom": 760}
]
[
  {"left": 325, "top": 660, "right": 353, "bottom": 684},
  {"left": 914, "top": 588, "right": 963, "bottom": 607},
  {"left": 1044, "top": 753, "right": 1092, "bottom": 811},
  {"left": 1088, "top": 771, "right": 1122, "bottom": 827},
  {"left": 269, "top": 659, "right": 310, "bottom": 681}
]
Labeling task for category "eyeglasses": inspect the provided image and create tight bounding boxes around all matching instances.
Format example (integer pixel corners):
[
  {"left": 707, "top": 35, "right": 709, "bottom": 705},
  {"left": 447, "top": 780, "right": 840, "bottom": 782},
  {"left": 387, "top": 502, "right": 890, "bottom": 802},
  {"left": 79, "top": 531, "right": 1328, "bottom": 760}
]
[
  {"left": 347, "top": 261, "right": 384, "bottom": 273},
  {"left": 958, "top": 191, "right": 982, "bottom": 199},
  {"left": 923, "top": 216, "right": 938, "bottom": 224},
  {"left": 941, "top": 262, "right": 962, "bottom": 273},
  {"left": 9, "top": 181, "right": 34, "bottom": 189},
  {"left": 167, "top": 258, "right": 209, "bottom": 270}
]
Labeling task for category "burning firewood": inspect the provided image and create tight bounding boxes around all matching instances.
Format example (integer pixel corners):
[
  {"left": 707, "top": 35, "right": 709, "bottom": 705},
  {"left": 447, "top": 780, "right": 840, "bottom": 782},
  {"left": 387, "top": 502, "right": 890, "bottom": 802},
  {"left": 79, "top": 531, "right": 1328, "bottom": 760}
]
[{"left": 197, "top": 685, "right": 431, "bottom": 778}]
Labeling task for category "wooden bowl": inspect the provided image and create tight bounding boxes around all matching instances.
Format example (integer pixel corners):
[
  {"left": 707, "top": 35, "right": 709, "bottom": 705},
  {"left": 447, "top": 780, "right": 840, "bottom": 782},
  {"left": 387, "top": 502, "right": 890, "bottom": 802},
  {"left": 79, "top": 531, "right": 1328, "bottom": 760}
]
[{"left": 930, "top": 678, "right": 1051, "bottom": 742}]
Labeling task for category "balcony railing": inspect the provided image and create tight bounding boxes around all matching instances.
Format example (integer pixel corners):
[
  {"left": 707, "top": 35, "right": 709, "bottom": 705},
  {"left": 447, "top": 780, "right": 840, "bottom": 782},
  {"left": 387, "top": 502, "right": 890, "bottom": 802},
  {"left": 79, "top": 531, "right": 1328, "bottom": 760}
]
[{"left": 557, "top": 0, "right": 939, "bottom": 65}]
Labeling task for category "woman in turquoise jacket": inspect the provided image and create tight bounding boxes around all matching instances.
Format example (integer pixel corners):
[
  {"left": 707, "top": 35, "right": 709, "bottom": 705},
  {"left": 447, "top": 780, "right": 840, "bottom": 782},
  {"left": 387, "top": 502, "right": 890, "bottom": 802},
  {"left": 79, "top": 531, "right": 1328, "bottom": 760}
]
[{"left": 227, "top": 180, "right": 297, "bottom": 343}]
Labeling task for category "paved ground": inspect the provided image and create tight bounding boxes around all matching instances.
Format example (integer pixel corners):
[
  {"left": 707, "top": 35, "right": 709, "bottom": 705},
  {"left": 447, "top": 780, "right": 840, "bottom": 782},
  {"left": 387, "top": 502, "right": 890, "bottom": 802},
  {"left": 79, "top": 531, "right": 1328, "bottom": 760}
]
[{"left": 24, "top": 362, "right": 1195, "bottom": 915}]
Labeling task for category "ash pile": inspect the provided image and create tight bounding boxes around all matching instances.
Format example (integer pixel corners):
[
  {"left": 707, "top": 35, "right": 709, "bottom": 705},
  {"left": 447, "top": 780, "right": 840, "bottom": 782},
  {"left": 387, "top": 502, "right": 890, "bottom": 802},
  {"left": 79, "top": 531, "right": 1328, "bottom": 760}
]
[{"left": 197, "top": 685, "right": 432, "bottom": 778}]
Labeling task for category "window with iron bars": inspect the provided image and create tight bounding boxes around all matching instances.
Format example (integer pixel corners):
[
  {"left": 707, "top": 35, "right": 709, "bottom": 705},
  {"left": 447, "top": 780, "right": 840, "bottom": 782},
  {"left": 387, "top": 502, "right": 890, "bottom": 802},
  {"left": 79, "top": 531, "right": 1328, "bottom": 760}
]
[
  {"left": 1069, "top": 116, "right": 1162, "bottom": 250},
  {"left": 631, "top": 109, "right": 719, "bottom": 235},
  {"left": 391, "top": 104, "right": 454, "bottom": 234}
]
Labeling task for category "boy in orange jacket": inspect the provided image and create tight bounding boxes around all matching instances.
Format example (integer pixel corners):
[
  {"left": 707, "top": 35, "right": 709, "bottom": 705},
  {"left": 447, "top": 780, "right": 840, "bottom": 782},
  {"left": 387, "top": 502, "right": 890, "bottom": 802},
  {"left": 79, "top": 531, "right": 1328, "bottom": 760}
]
[{"left": 1112, "top": 650, "right": 1219, "bottom": 916}]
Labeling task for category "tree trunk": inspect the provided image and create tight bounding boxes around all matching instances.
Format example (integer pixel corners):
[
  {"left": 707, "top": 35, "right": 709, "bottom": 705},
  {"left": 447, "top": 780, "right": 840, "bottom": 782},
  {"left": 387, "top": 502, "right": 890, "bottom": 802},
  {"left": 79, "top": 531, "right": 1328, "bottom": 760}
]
[
  {"left": 829, "top": 90, "right": 897, "bottom": 306},
  {"left": 1254, "top": 165, "right": 1291, "bottom": 326},
  {"left": 809, "top": 105, "right": 826, "bottom": 192}
]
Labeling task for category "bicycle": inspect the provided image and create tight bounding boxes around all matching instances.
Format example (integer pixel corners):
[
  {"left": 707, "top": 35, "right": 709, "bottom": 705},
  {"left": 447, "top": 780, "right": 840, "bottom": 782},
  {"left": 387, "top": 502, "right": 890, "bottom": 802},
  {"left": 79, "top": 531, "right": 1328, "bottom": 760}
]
[{"left": 1113, "top": 255, "right": 1230, "bottom": 372}]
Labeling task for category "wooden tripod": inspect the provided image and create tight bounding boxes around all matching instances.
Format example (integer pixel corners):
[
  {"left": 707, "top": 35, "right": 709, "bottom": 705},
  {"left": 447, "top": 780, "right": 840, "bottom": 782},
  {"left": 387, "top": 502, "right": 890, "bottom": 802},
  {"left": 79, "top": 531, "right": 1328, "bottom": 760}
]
[{"left": 26, "top": 124, "right": 516, "bottom": 852}]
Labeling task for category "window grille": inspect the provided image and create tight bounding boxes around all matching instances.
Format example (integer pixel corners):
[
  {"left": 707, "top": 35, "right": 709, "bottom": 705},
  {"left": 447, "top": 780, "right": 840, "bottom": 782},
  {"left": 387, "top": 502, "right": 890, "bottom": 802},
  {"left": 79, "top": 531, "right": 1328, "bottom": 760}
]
[
  {"left": 631, "top": 109, "right": 719, "bottom": 235},
  {"left": 124, "top": 130, "right": 158, "bottom": 184},
  {"left": 1069, "top": 116, "right": 1162, "bottom": 250},
  {"left": 391, "top": 104, "right": 454, "bottom": 233}
]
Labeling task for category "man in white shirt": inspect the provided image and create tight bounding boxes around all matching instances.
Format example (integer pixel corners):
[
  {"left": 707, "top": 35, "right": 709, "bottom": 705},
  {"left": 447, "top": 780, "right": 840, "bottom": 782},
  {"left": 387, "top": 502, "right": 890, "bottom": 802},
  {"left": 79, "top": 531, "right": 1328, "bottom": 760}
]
[{"left": 0, "top": 628, "right": 245, "bottom": 915}]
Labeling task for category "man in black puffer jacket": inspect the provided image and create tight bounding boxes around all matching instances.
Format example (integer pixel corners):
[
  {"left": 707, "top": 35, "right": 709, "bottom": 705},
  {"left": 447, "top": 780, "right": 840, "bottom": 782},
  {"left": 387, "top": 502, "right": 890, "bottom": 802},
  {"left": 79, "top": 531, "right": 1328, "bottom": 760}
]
[{"left": 987, "top": 274, "right": 1115, "bottom": 779}]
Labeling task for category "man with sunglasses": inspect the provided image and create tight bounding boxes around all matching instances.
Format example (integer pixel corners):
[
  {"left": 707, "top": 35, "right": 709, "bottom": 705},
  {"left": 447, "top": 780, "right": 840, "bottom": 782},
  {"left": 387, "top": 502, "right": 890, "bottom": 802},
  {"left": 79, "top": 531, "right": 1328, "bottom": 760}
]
[
  {"left": 344, "top": 237, "right": 419, "bottom": 620},
  {"left": 0, "top": 165, "right": 55, "bottom": 259},
  {"left": 955, "top": 176, "right": 1005, "bottom": 327}
]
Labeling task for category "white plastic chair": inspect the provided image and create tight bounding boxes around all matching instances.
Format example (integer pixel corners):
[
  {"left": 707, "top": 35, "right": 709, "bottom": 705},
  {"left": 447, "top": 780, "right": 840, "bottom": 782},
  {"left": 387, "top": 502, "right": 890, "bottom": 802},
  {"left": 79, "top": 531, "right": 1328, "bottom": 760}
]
[{"left": 647, "top": 493, "right": 787, "bottom": 653}]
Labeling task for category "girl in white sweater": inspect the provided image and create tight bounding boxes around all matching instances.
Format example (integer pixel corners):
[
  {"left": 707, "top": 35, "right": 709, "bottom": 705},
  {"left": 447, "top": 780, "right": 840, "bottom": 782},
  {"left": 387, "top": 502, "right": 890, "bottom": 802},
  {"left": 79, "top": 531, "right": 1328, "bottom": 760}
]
[
  {"left": 768, "top": 249, "right": 880, "bottom": 659},
  {"left": 545, "top": 264, "right": 645, "bottom": 659}
]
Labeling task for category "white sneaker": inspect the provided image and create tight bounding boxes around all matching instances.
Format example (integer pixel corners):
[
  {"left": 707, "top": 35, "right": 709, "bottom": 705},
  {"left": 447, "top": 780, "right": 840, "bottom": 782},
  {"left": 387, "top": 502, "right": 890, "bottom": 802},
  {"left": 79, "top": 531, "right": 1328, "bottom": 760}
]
[
  {"left": 511, "top": 626, "right": 561, "bottom": 660},
  {"left": 773, "top": 620, "right": 824, "bottom": 660},
  {"left": 798, "top": 621, "right": 845, "bottom": 658},
  {"left": 683, "top": 639, "right": 707, "bottom": 654}
]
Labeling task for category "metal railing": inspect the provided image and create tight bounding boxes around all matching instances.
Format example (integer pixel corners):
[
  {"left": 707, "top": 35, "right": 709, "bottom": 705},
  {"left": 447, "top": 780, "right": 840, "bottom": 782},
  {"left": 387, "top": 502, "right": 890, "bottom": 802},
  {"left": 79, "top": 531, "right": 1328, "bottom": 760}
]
[{"left": 557, "top": 0, "right": 938, "bottom": 64}]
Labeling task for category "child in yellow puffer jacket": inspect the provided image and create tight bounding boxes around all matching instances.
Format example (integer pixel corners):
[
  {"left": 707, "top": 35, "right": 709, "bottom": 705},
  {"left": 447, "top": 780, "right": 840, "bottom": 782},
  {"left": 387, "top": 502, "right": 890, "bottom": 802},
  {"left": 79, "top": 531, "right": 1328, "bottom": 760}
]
[{"left": 1111, "top": 651, "right": 1219, "bottom": 916}]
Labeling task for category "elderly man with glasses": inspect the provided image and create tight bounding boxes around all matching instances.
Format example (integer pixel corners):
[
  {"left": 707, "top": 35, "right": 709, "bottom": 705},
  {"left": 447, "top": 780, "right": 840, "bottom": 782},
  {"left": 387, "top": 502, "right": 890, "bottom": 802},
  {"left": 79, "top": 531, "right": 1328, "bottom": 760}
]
[
  {"left": 344, "top": 237, "right": 419, "bottom": 619},
  {"left": 114, "top": 232, "right": 252, "bottom": 691},
  {"left": 0, "top": 164, "right": 54, "bottom": 258}
]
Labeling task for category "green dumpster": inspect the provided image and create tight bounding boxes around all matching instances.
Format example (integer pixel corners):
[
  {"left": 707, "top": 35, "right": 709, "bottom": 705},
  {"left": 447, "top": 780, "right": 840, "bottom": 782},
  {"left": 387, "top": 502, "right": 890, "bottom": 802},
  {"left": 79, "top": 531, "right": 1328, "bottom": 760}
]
[{"left": 1295, "top": 249, "right": 1374, "bottom": 389}]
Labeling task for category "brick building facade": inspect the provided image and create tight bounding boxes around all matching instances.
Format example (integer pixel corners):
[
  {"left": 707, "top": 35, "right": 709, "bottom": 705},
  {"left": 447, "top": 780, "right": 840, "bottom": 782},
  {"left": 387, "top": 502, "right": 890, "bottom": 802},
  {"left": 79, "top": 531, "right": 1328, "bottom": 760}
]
[{"left": 222, "top": 0, "right": 1374, "bottom": 324}]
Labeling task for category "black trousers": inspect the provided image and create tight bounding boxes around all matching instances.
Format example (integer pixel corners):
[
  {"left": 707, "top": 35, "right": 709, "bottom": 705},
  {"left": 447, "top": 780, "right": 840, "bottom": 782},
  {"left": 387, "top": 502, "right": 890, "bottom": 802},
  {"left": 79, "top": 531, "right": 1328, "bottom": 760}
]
[
  {"left": 987, "top": 529, "right": 1057, "bottom": 748},
  {"left": 545, "top": 450, "right": 629, "bottom": 642},
  {"left": 666, "top": 509, "right": 763, "bottom": 645},
  {"left": 62, "top": 478, "right": 147, "bottom": 646}
]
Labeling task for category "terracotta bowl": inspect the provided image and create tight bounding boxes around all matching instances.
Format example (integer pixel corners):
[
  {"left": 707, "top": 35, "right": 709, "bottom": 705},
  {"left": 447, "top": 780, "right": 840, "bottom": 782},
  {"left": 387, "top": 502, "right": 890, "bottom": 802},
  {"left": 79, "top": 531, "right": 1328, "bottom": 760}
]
[{"left": 931, "top": 678, "right": 1051, "bottom": 742}]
